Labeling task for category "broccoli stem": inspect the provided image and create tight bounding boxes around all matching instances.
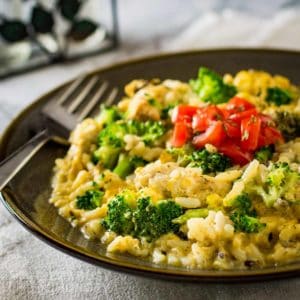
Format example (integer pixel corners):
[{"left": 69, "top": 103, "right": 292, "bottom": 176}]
[
  {"left": 113, "top": 154, "right": 134, "bottom": 178},
  {"left": 173, "top": 208, "right": 209, "bottom": 224},
  {"left": 93, "top": 146, "right": 121, "bottom": 169}
]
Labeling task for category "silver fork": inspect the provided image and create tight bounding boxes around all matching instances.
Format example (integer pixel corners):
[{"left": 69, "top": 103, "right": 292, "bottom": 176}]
[{"left": 0, "top": 75, "right": 118, "bottom": 190}]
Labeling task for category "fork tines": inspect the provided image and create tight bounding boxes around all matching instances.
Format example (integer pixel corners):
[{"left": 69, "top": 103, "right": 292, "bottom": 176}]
[{"left": 60, "top": 75, "right": 119, "bottom": 121}]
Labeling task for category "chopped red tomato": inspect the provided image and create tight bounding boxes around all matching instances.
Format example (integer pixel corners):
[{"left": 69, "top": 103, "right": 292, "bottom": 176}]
[
  {"left": 218, "top": 107, "right": 231, "bottom": 119},
  {"left": 192, "top": 105, "right": 223, "bottom": 132},
  {"left": 171, "top": 105, "right": 199, "bottom": 123},
  {"left": 258, "top": 126, "right": 283, "bottom": 147},
  {"left": 192, "top": 112, "right": 208, "bottom": 132},
  {"left": 204, "top": 105, "right": 224, "bottom": 120},
  {"left": 226, "top": 97, "right": 255, "bottom": 113},
  {"left": 193, "top": 121, "right": 226, "bottom": 148},
  {"left": 223, "top": 120, "right": 241, "bottom": 138},
  {"left": 229, "top": 108, "right": 258, "bottom": 122},
  {"left": 171, "top": 122, "right": 190, "bottom": 147},
  {"left": 170, "top": 97, "right": 283, "bottom": 166},
  {"left": 218, "top": 141, "right": 253, "bottom": 165},
  {"left": 240, "top": 115, "right": 262, "bottom": 151}
]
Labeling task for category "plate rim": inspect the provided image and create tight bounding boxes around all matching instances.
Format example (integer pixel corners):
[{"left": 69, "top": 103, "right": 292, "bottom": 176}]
[{"left": 1, "top": 48, "right": 300, "bottom": 282}]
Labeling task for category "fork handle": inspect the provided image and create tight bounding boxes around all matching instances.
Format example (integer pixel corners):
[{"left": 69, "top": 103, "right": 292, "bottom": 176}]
[{"left": 0, "top": 130, "right": 50, "bottom": 190}]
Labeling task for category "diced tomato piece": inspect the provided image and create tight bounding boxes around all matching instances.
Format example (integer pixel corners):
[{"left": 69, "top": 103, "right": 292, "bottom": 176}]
[
  {"left": 257, "top": 135, "right": 265, "bottom": 148},
  {"left": 204, "top": 105, "right": 224, "bottom": 121},
  {"left": 171, "top": 105, "right": 199, "bottom": 123},
  {"left": 258, "top": 126, "right": 284, "bottom": 147},
  {"left": 192, "top": 105, "right": 223, "bottom": 132},
  {"left": 228, "top": 108, "right": 258, "bottom": 122},
  {"left": 226, "top": 97, "right": 255, "bottom": 113},
  {"left": 170, "top": 100, "right": 283, "bottom": 163},
  {"left": 218, "top": 106, "right": 231, "bottom": 119},
  {"left": 223, "top": 120, "right": 241, "bottom": 138},
  {"left": 192, "top": 121, "right": 226, "bottom": 148},
  {"left": 192, "top": 112, "right": 208, "bottom": 132},
  {"left": 240, "top": 115, "right": 262, "bottom": 151},
  {"left": 171, "top": 122, "right": 191, "bottom": 147},
  {"left": 265, "top": 126, "right": 284, "bottom": 143},
  {"left": 218, "top": 141, "right": 253, "bottom": 165}
]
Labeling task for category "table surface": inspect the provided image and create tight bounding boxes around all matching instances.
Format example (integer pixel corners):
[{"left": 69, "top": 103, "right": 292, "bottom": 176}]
[{"left": 1, "top": 1, "right": 300, "bottom": 299}]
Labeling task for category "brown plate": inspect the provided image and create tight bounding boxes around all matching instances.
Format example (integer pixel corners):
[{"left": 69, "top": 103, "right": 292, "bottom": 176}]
[{"left": 1, "top": 49, "right": 300, "bottom": 282}]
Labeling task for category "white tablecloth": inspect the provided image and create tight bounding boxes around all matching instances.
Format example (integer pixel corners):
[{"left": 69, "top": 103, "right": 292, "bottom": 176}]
[{"left": 1, "top": 6, "right": 300, "bottom": 300}]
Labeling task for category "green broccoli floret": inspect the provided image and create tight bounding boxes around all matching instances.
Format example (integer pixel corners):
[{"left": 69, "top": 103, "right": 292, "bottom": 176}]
[
  {"left": 266, "top": 87, "right": 292, "bottom": 106},
  {"left": 93, "top": 119, "right": 166, "bottom": 173},
  {"left": 228, "top": 193, "right": 266, "bottom": 233},
  {"left": 167, "top": 146, "right": 193, "bottom": 165},
  {"left": 97, "top": 120, "right": 166, "bottom": 148},
  {"left": 230, "top": 212, "right": 266, "bottom": 233},
  {"left": 126, "top": 120, "right": 166, "bottom": 146},
  {"left": 92, "top": 145, "right": 121, "bottom": 169},
  {"left": 267, "top": 162, "right": 290, "bottom": 186},
  {"left": 168, "top": 147, "right": 231, "bottom": 174},
  {"left": 92, "top": 123, "right": 126, "bottom": 168},
  {"left": 187, "top": 149, "right": 232, "bottom": 174},
  {"left": 173, "top": 208, "right": 209, "bottom": 224},
  {"left": 267, "top": 162, "right": 299, "bottom": 204},
  {"left": 254, "top": 146, "right": 274, "bottom": 164},
  {"left": 252, "top": 162, "right": 300, "bottom": 207},
  {"left": 275, "top": 111, "right": 300, "bottom": 141},
  {"left": 132, "top": 197, "right": 183, "bottom": 241},
  {"left": 98, "top": 105, "right": 122, "bottom": 125},
  {"left": 102, "top": 194, "right": 134, "bottom": 235},
  {"left": 142, "top": 121, "right": 166, "bottom": 145},
  {"left": 231, "top": 193, "right": 253, "bottom": 212},
  {"left": 76, "top": 190, "right": 104, "bottom": 210},
  {"left": 113, "top": 155, "right": 146, "bottom": 179},
  {"left": 97, "top": 123, "right": 126, "bottom": 147},
  {"left": 102, "top": 195, "right": 183, "bottom": 241},
  {"left": 190, "top": 67, "right": 237, "bottom": 104}
]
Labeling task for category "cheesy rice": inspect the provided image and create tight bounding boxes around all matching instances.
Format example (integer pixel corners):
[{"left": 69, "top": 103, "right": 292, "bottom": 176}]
[{"left": 50, "top": 69, "right": 300, "bottom": 270}]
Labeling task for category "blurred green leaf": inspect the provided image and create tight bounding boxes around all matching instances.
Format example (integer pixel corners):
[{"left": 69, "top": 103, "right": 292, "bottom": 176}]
[
  {"left": 57, "top": 0, "right": 82, "bottom": 20},
  {"left": 0, "top": 20, "right": 28, "bottom": 42},
  {"left": 31, "top": 5, "right": 54, "bottom": 33},
  {"left": 67, "top": 19, "right": 97, "bottom": 41}
]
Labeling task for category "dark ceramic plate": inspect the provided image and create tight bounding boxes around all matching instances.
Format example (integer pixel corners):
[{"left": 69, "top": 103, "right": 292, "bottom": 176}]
[{"left": 1, "top": 49, "right": 300, "bottom": 282}]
